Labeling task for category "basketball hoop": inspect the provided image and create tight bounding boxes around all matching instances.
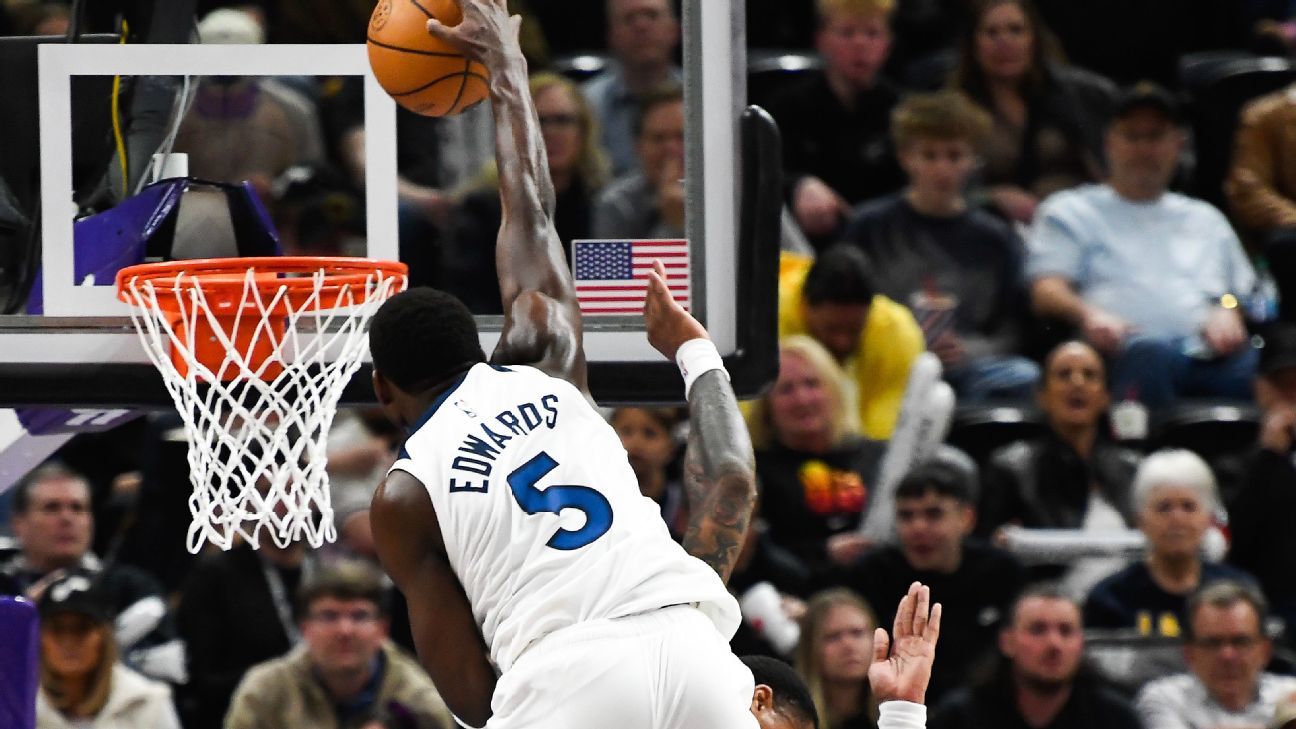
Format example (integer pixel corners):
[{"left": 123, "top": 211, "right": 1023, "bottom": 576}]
[{"left": 116, "top": 257, "right": 408, "bottom": 553}]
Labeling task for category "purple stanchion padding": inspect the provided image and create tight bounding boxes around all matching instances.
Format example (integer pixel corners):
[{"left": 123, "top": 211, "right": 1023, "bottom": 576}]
[
  {"left": 26, "top": 177, "right": 281, "bottom": 314},
  {"left": 0, "top": 596, "right": 39, "bottom": 729},
  {"left": 26, "top": 180, "right": 184, "bottom": 315}
]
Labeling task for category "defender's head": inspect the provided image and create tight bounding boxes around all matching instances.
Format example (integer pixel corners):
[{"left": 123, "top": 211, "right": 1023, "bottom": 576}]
[
  {"left": 744, "top": 655, "right": 820, "bottom": 729},
  {"left": 369, "top": 288, "right": 486, "bottom": 429}
]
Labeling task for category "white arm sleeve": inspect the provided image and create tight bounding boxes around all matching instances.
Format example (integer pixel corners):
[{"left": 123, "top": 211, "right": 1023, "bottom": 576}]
[{"left": 878, "top": 701, "right": 927, "bottom": 729}]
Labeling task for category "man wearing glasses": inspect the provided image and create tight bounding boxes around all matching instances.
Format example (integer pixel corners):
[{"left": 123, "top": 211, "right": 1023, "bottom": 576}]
[
  {"left": 1136, "top": 580, "right": 1296, "bottom": 729},
  {"left": 224, "top": 561, "right": 454, "bottom": 729}
]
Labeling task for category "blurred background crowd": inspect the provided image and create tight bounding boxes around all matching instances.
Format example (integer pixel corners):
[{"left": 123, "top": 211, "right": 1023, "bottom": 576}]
[{"left": 5, "top": 0, "right": 1296, "bottom": 728}]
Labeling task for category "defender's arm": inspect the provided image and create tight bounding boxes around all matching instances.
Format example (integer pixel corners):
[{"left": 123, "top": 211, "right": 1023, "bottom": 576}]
[
  {"left": 680, "top": 370, "right": 758, "bottom": 582},
  {"left": 643, "top": 262, "right": 756, "bottom": 582}
]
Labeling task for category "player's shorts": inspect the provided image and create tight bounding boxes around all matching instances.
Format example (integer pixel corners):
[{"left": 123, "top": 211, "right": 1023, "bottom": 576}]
[{"left": 485, "top": 603, "right": 759, "bottom": 729}]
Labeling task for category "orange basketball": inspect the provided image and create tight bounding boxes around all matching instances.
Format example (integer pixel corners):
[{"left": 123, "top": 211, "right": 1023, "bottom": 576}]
[{"left": 367, "top": 0, "right": 490, "bottom": 117}]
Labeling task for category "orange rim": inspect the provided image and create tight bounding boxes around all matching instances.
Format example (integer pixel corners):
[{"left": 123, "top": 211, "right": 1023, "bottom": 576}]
[{"left": 115, "top": 256, "right": 408, "bottom": 315}]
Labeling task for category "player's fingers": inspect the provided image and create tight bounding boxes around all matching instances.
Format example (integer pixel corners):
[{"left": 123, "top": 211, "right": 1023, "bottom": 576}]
[
  {"left": 646, "top": 262, "right": 668, "bottom": 295},
  {"left": 426, "top": 18, "right": 457, "bottom": 43},
  {"left": 872, "top": 627, "right": 890, "bottom": 664},
  {"left": 652, "top": 260, "right": 688, "bottom": 312},
  {"left": 645, "top": 263, "right": 662, "bottom": 291},
  {"left": 894, "top": 584, "right": 914, "bottom": 639},
  {"left": 926, "top": 602, "right": 942, "bottom": 644},
  {"left": 647, "top": 265, "right": 665, "bottom": 290},
  {"left": 645, "top": 270, "right": 671, "bottom": 320},
  {"left": 510, "top": 13, "right": 523, "bottom": 40},
  {"left": 648, "top": 262, "right": 673, "bottom": 301},
  {"left": 912, "top": 584, "right": 930, "bottom": 638},
  {"left": 646, "top": 270, "right": 663, "bottom": 297}
]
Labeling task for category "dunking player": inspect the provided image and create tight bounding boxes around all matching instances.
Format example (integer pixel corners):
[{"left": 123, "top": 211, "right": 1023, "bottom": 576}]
[{"left": 368, "top": 1, "right": 939, "bottom": 728}]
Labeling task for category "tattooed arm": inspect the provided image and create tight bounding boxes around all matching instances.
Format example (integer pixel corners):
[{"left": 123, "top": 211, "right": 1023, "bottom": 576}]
[
  {"left": 679, "top": 371, "right": 757, "bottom": 581},
  {"left": 644, "top": 262, "right": 756, "bottom": 582}
]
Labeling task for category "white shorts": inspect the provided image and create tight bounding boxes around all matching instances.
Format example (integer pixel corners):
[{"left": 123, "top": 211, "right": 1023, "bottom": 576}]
[{"left": 485, "top": 604, "right": 759, "bottom": 729}]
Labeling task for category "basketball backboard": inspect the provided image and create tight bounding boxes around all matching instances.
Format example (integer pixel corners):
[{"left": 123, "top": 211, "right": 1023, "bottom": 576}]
[{"left": 0, "top": 0, "right": 778, "bottom": 407}]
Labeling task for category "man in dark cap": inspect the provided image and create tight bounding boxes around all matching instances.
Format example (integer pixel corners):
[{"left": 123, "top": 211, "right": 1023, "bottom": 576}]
[
  {"left": 1227, "top": 322, "right": 1296, "bottom": 640},
  {"left": 1028, "top": 82, "right": 1258, "bottom": 408}
]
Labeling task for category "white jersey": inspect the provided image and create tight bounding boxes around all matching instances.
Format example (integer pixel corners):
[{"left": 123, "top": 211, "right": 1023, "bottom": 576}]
[{"left": 389, "top": 363, "right": 740, "bottom": 672}]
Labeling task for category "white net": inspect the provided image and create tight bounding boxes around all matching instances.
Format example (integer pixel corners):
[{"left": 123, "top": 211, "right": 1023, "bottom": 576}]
[{"left": 120, "top": 262, "right": 406, "bottom": 553}]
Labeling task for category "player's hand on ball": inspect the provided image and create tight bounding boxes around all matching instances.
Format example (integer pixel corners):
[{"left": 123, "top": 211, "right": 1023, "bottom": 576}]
[
  {"left": 426, "top": 0, "right": 521, "bottom": 68},
  {"left": 644, "top": 260, "right": 707, "bottom": 362},
  {"left": 868, "top": 581, "right": 941, "bottom": 705}
]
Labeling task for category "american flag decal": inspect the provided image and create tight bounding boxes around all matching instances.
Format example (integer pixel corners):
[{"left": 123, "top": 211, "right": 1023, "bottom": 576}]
[{"left": 572, "top": 239, "right": 690, "bottom": 316}]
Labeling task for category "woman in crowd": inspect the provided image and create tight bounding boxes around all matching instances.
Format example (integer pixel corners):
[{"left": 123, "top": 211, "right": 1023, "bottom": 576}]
[
  {"left": 795, "top": 588, "right": 879, "bottom": 729},
  {"left": 445, "top": 71, "right": 609, "bottom": 313},
  {"left": 1084, "top": 449, "right": 1254, "bottom": 637},
  {"left": 36, "top": 571, "right": 181, "bottom": 729},
  {"left": 979, "top": 341, "right": 1143, "bottom": 593},
  {"left": 951, "top": 0, "right": 1116, "bottom": 223},
  {"left": 610, "top": 406, "right": 686, "bottom": 540},
  {"left": 747, "top": 336, "right": 886, "bottom": 577}
]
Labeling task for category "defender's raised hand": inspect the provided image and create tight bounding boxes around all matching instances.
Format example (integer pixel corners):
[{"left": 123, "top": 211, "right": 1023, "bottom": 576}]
[
  {"left": 647, "top": 258, "right": 755, "bottom": 583},
  {"left": 869, "top": 582, "right": 942, "bottom": 705},
  {"left": 425, "top": 0, "right": 520, "bottom": 70},
  {"left": 644, "top": 259, "right": 707, "bottom": 362}
]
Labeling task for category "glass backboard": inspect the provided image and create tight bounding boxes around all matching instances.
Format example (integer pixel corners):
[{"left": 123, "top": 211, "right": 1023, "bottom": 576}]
[{"left": 0, "top": 0, "right": 777, "bottom": 407}]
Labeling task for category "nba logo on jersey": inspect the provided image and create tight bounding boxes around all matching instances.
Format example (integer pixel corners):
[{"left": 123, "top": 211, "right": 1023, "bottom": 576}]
[{"left": 453, "top": 399, "right": 477, "bottom": 418}]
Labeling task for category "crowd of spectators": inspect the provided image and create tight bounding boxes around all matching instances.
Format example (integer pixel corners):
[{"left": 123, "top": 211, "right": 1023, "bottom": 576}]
[{"left": 4, "top": 0, "right": 1296, "bottom": 727}]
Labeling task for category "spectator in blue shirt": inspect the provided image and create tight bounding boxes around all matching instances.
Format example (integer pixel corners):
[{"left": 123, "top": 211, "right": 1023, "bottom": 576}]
[{"left": 1028, "top": 83, "right": 1257, "bottom": 407}]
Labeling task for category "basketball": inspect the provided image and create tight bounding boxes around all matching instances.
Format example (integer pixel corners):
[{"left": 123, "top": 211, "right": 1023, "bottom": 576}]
[{"left": 367, "top": 0, "right": 490, "bottom": 117}]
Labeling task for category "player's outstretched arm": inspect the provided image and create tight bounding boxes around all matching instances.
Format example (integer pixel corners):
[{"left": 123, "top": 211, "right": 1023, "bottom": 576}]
[
  {"left": 644, "top": 261, "right": 756, "bottom": 582},
  {"left": 370, "top": 471, "right": 498, "bottom": 727},
  {"left": 427, "top": 1, "right": 587, "bottom": 391}
]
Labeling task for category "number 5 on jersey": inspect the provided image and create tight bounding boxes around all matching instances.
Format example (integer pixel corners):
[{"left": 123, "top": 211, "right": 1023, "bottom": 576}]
[{"left": 507, "top": 452, "right": 614, "bottom": 550}]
